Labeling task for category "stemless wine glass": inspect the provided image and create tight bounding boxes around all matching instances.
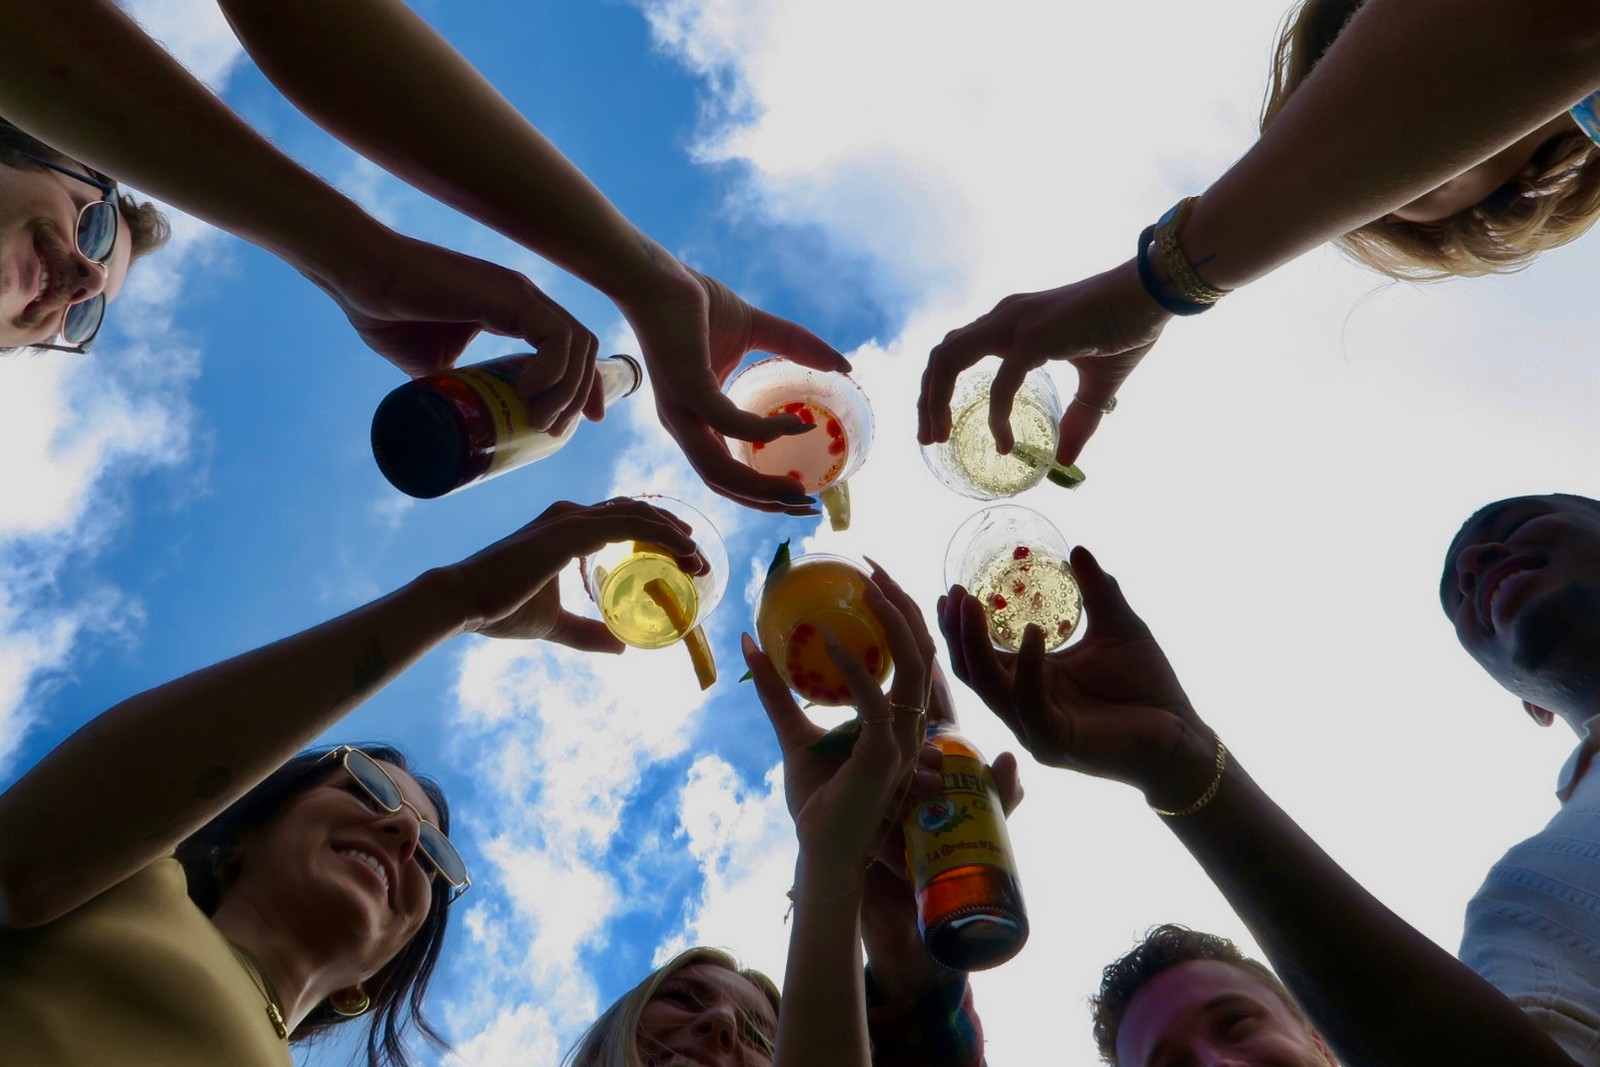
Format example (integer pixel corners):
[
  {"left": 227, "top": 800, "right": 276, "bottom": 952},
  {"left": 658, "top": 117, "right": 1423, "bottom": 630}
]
[
  {"left": 921, "top": 363, "right": 1083, "bottom": 500},
  {"left": 753, "top": 549, "right": 893, "bottom": 706},
  {"left": 944, "top": 505, "right": 1082, "bottom": 652},
  {"left": 580, "top": 496, "right": 728, "bottom": 651},
  {"left": 725, "top": 357, "right": 875, "bottom": 530}
]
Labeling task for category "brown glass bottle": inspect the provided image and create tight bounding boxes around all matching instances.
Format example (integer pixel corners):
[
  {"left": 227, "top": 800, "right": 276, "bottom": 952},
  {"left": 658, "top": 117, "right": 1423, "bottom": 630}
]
[
  {"left": 903, "top": 722, "right": 1028, "bottom": 970},
  {"left": 371, "top": 353, "right": 641, "bottom": 498}
]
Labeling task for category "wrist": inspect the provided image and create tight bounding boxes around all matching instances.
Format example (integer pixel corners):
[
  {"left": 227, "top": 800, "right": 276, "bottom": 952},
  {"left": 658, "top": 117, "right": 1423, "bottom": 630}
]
[
  {"left": 792, "top": 854, "right": 869, "bottom": 911},
  {"left": 1139, "top": 723, "right": 1223, "bottom": 814},
  {"left": 602, "top": 233, "right": 698, "bottom": 314},
  {"left": 290, "top": 202, "right": 397, "bottom": 302}
]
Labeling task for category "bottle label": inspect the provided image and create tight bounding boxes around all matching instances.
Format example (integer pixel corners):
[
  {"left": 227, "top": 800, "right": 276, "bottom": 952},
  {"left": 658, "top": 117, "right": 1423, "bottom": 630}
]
[
  {"left": 450, "top": 361, "right": 562, "bottom": 474},
  {"left": 905, "top": 755, "right": 1021, "bottom": 887}
]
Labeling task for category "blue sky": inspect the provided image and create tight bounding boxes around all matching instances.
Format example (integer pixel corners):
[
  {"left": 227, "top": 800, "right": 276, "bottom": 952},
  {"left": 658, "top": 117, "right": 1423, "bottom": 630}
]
[{"left": 6, "top": 0, "right": 1600, "bottom": 1064}]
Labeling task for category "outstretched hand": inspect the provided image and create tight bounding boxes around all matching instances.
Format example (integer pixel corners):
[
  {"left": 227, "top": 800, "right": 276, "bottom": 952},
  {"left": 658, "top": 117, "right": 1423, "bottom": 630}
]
[
  {"left": 744, "top": 561, "right": 941, "bottom": 885},
  {"left": 318, "top": 232, "right": 604, "bottom": 433},
  {"left": 918, "top": 259, "right": 1169, "bottom": 467},
  {"left": 621, "top": 269, "right": 850, "bottom": 517},
  {"left": 938, "top": 545, "right": 1216, "bottom": 809},
  {"left": 446, "top": 498, "right": 704, "bottom": 653}
]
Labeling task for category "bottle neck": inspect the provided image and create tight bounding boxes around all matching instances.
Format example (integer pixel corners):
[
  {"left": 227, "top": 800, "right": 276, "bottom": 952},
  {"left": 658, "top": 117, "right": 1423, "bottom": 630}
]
[{"left": 598, "top": 354, "right": 643, "bottom": 404}]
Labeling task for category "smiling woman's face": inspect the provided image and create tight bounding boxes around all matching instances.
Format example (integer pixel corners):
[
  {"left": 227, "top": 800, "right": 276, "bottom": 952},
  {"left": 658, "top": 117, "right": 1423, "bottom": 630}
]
[
  {"left": 0, "top": 158, "right": 132, "bottom": 348},
  {"left": 226, "top": 761, "right": 441, "bottom": 983},
  {"left": 635, "top": 962, "right": 778, "bottom": 1067}
]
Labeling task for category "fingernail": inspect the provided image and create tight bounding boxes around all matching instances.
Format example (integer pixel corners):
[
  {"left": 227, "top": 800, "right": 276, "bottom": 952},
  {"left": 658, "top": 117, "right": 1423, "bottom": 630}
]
[
  {"left": 782, "top": 422, "right": 818, "bottom": 436},
  {"left": 780, "top": 493, "right": 817, "bottom": 506}
]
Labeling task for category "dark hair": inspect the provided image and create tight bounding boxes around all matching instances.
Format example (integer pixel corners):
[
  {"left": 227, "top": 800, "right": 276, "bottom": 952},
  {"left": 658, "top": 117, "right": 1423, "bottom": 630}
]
[
  {"left": 1261, "top": 0, "right": 1600, "bottom": 279},
  {"left": 1091, "top": 924, "right": 1312, "bottom": 1065},
  {"left": 0, "top": 116, "right": 171, "bottom": 261},
  {"left": 175, "top": 744, "right": 453, "bottom": 1067}
]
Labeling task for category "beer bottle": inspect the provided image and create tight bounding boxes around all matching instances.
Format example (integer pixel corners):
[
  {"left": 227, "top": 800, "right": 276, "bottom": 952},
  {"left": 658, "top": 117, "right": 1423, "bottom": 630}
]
[
  {"left": 371, "top": 353, "right": 642, "bottom": 498},
  {"left": 903, "top": 722, "right": 1028, "bottom": 970}
]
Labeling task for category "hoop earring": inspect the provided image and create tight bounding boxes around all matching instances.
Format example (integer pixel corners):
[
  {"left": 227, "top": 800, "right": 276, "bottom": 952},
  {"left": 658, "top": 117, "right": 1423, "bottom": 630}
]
[{"left": 330, "top": 987, "right": 371, "bottom": 1018}]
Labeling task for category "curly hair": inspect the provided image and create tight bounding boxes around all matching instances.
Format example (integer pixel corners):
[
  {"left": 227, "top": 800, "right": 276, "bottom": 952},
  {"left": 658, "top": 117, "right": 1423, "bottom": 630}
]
[
  {"left": 175, "top": 744, "right": 453, "bottom": 1067},
  {"left": 562, "top": 947, "right": 781, "bottom": 1067},
  {"left": 0, "top": 116, "right": 171, "bottom": 262},
  {"left": 1091, "top": 924, "right": 1312, "bottom": 1065},
  {"left": 1261, "top": 0, "right": 1600, "bottom": 279}
]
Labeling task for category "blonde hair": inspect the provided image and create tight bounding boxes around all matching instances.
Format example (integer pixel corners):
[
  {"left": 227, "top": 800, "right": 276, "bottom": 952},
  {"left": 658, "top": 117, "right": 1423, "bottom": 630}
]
[
  {"left": 561, "top": 947, "right": 781, "bottom": 1067},
  {"left": 1261, "top": 0, "right": 1600, "bottom": 279}
]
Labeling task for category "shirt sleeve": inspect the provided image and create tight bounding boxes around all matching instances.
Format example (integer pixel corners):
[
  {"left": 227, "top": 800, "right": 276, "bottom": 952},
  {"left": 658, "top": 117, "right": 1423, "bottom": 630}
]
[{"left": 865, "top": 965, "right": 986, "bottom": 1067}]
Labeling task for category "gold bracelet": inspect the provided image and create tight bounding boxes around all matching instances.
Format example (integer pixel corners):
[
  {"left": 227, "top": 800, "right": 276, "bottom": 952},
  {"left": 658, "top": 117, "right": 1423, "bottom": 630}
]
[
  {"left": 1153, "top": 198, "right": 1231, "bottom": 306},
  {"left": 1150, "top": 733, "right": 1227, "bottom": 817}
]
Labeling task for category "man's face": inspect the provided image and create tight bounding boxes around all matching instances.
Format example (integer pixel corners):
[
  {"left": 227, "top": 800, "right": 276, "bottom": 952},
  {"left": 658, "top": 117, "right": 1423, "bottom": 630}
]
[
  {"left": 1440, "top": 494, "right": 1600, "bottom": 709},
  {"left": 1115, "top": 959, "right": 1337, "bottom": 1067},
  {"left": 0, "top": 157, "right": 132, "bottom": 348}
]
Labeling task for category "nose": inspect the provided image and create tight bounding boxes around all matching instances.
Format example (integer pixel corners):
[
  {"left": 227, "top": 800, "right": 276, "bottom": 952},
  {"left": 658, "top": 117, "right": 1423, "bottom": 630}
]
[
  {"left": 64, "top": 251, "right": 108, "bottom": 305},
  {"left": 1455, "top": 541, "right": 1509, "bottom": 598},
  {"left": 690, "top": 1004, "right": 739, "bottom": 1052},
  {"left": 373, "top": 806, "right": 423, "bottom": 868}
]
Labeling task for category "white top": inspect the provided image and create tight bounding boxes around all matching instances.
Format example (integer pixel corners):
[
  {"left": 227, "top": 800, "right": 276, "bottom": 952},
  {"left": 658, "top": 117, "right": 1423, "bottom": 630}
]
[{"left": 1460, "top": 715, "right": 1600, "bottom": 1065}]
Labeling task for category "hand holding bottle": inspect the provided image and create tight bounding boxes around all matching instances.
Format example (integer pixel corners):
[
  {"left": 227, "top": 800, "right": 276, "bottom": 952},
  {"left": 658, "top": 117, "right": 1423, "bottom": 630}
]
[{"left": 937, "top": 545, "right": 1218, "bottom": 812}]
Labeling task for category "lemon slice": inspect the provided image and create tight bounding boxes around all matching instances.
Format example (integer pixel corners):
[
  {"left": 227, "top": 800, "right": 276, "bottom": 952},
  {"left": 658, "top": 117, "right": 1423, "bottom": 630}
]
[
  {"left": 819, "top": 481, "right": 851, "bottom": 531},
  {"left": 644, "top": 577, "right": 717, "bottom": 690}
]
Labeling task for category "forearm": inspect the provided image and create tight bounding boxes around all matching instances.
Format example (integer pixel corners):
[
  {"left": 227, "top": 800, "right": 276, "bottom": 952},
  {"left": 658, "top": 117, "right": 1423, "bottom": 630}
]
[
  {"left": 777, "top": 862, "right": 871, "bottom": 1067},
  {"left": 0, "top": 0, "right": 385, "bottom": 283},
  {"left": 217, "top": 0, "right": 688, "bottom": 307},
  {"left": 0, "top": 567, "right": 469, "bottom": 927},
  {"left": 1161, "top": 757, "right": 1575, "bottom": 1066},
  {"left": 1181, "top": 0, "right": 1600, "bottom": 289}
]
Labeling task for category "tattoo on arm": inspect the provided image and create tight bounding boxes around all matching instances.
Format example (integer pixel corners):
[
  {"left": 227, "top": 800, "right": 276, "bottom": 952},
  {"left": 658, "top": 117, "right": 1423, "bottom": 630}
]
[
  {"left": 634, "top": 228, "right": 660, "bottom": 264},
  {"left": 352, "top": 638, "right": 390, "bottom": 696}
]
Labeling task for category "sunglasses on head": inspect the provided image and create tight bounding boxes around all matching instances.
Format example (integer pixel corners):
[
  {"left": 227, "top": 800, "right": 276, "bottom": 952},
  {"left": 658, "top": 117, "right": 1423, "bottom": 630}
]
[
  {"left": 16, "top": 150, "right": 121, "bottom": 353},
  {"left": 320, "top": 746, "right": 471, "bottom": 903}
]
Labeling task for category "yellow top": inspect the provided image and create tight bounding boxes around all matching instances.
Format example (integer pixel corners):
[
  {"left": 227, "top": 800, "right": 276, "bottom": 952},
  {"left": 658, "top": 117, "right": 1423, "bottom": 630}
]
[{"left": 0, "top": 859, "right": 294, "bottom": 1067}]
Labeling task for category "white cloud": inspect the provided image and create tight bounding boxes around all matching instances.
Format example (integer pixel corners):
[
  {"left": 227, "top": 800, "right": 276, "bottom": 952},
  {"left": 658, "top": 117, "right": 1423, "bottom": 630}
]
[
  {"left": 610, "top": 1, "right": 1600, "bottom": 1062},
  {"left": 123, "top": 0, "right": 247, "bottom": 89},
  {"left": 0, "top": 208, "right": 221, "bottom": 771}
]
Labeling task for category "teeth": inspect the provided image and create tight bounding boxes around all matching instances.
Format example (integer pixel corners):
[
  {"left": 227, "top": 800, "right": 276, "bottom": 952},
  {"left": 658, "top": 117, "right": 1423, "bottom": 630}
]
[
  {"left": 338, "top": 848, "right": 389, "bottom": 893},
  {"left": 38, "top": 264, "right": 50, "bottom": 299}
]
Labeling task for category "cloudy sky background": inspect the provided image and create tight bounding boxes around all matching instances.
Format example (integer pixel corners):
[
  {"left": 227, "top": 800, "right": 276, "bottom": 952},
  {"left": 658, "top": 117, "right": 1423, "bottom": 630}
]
[{"left": 4, "top": 0, "right": 1599, "bottom": 1063}]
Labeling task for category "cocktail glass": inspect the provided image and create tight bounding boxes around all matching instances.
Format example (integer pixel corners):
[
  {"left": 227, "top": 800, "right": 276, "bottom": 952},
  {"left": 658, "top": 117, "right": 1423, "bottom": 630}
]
[
  {"left": 921, "top": 362, "right": 1084, "bottom": 499},
  {"left": 726, "top": 357, "right": 875, "bottom": 530},
  {"left": 754, "top": 550, "right": 893, "bottom": 706},
  {"left": 944, "top": 505, "right": 1081, "bottom": 652},
  {"left": 580, "top": 496, "right": 728, "bottom": 688}
]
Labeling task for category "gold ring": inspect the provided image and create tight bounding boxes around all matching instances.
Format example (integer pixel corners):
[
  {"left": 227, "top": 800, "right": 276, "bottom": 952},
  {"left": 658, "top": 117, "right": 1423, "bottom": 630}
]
[
  {"left": 1073, "top": 395, "right": 1117, "bottom": 415},
  {"left": 889, "top": 703, "right": 926, "bottom": 717}
]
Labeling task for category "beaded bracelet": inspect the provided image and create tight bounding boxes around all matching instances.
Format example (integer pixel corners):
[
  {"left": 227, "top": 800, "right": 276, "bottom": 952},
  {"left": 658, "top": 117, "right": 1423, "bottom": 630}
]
[
  {"left": 1154, "top": 197, "right": 1231, "bottom": 306},
  {"left": 1150, "top": 733, "right": 1228, "bottom": 818},
  {"left": 1135, "top": 224, "right": 1210, "bottom": 317}
]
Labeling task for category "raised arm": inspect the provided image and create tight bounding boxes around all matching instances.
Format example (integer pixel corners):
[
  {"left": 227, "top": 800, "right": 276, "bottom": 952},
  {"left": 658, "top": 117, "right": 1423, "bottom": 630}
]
[
  {"left": 920, "top": 0, "right": 1600, "bottom": 467},
  {"left": 938, "top": 549, "right": 1578, "bottom": 1067},
  {"left": 0, "top": 0, "right": 596, "bottom": 415},
  {"left": 214, "top": 0, "right": 847, "bottom": 515},
  {"left": 0, "top": 498, "right": 700, "bottom": 928},
  {"left": 744, "top": 562, "right": 944, "bottom": 1067}
]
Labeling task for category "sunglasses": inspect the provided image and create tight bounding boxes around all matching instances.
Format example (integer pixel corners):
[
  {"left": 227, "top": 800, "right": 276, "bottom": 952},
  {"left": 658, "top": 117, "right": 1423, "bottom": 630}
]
[
  {"left": 16, "top": 151, "right": 121, "bottom": 353},
  {"left": 321, "top": 746, "right": 471, "bottom": 903}
]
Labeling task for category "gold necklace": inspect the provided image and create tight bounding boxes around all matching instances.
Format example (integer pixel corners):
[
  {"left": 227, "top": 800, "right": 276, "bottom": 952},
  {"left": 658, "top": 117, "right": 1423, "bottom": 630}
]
[{"left": 227, "top": 942, "right": 289, "bottom": 1041}]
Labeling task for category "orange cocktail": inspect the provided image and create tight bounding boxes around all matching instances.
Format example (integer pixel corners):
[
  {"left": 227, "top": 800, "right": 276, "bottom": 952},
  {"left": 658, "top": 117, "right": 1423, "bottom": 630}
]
[{"left": 755, "top": 550, "right": 892, "bottom": 706}]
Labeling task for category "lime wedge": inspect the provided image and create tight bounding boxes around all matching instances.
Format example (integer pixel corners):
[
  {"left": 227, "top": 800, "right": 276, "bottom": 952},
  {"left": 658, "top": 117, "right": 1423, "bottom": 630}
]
[
  {"left": 1046, "top": 462, "right": 1086, "bottom": 488},
  {"left": 819, "top": 481, "right": 851, "bottom": 531}
]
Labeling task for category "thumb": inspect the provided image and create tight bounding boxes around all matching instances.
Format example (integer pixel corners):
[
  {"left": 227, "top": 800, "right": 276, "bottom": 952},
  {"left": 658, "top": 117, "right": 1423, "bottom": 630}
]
[{"left": 1071, "top": 546, "right": 1153, "bottom": 641}]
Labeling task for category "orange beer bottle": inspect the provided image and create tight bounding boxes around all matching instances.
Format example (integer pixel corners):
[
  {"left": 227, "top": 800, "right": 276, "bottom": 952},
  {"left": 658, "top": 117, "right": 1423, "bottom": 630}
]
[
  {"left": 371, "top": 353, "right": 642, "bottom": 498},
  {"left": 903, "top": 722, "right": 1028, "bottom": 970}
]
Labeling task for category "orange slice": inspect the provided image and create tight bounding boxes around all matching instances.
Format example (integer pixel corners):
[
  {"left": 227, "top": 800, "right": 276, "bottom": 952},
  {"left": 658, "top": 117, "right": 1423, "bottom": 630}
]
[{"left": 644, "top": 577, "right": 717, "bottom": 690}]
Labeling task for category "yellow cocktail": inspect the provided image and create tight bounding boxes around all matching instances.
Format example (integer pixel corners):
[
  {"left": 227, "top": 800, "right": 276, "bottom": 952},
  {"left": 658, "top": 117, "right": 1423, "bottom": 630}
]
[{"left": 755, "top": 549, "right": 891, "bottom": 705}]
